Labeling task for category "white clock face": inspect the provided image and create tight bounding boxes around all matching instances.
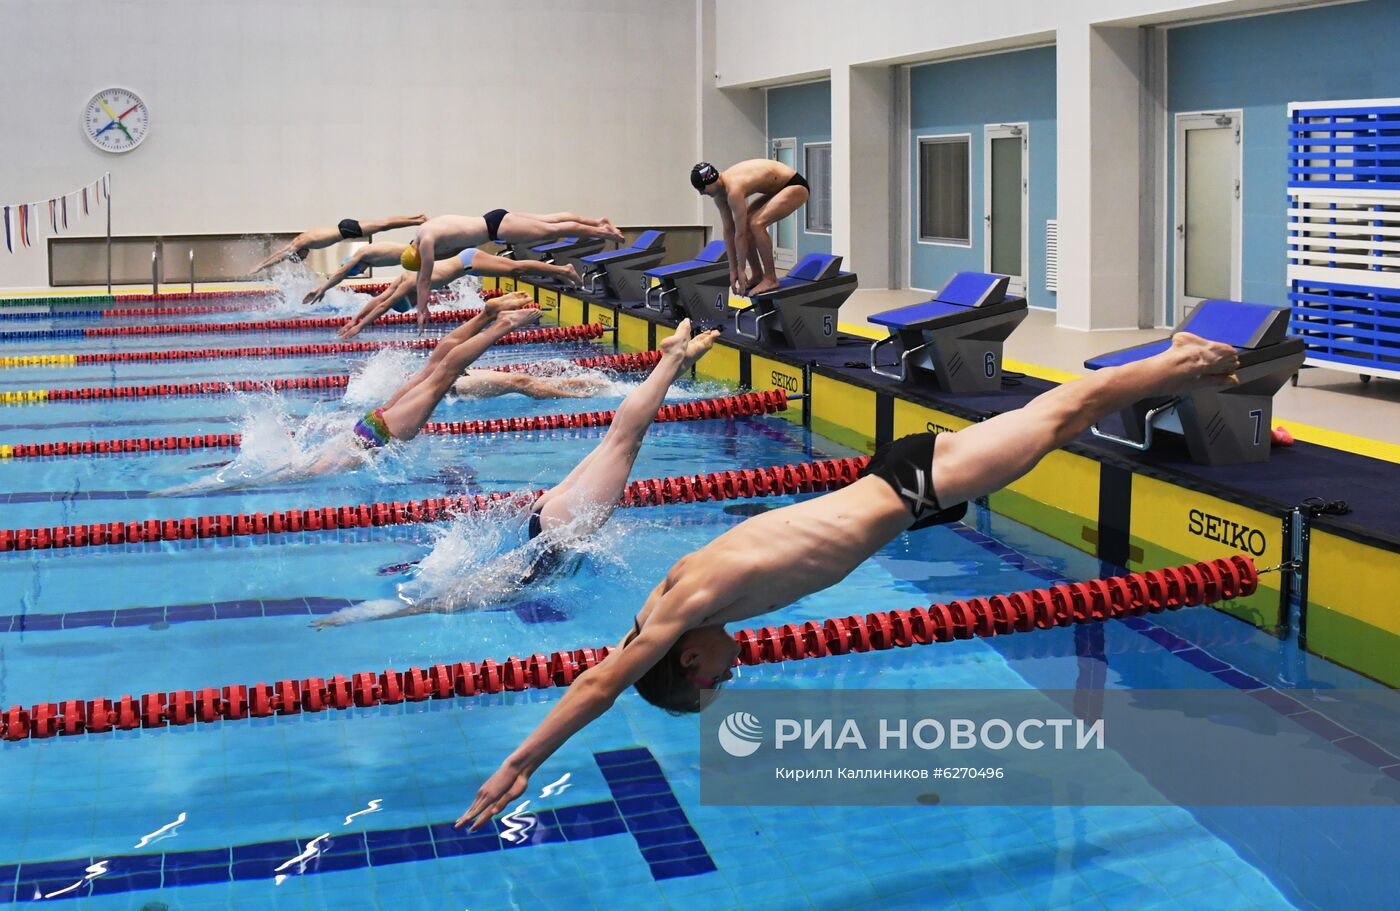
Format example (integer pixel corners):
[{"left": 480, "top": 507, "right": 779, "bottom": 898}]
[{"left": 83, "top": 88, "right": 150, "bottom": 153}]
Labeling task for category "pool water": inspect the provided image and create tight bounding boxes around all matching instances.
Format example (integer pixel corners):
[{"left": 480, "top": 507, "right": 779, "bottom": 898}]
[{"left": 0, "top": 288, "right": 1393, "bottom": 911}]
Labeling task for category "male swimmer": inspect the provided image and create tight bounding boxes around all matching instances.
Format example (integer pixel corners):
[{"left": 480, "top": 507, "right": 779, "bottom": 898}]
[
  {"left": 249, "top": 214, "right": 427, "bottom": 274},
  {"left": 302, "top": 242, "right": 408, "bottom": 306},
  {"left": 402, "top": 211, "right": 624, "bottom": 331},
  {"left": 457, "top": 331, "right": 1242, "bottom": 829},
  {"left": 313, "top": 320, "right": 720, "bottom": 626},
  {"left": 691, "top": 159, "right": 809, "bottom": 296},
  {"left": 339, "top": 247, "right": 581, "bottom": 339}
]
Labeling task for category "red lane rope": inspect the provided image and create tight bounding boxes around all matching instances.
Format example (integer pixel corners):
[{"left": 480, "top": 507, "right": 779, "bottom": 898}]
[
  {"left": 0, "top": 455, "right": 869, "bottom": 552},
  {"left": 53, "top": 323, "right": 606, "bottom": 366},
  {"left": 0, "top": 556, "right": 1257, "bottom": 740},
  {"left": 93, "top": 286, "right": 485, "bottom": 319},
  {"left": 27, "top": 350, "right": 662, "bottom": 403},
  {"left": 79, "top": 307, "right": 485, "bottom": 336},
  {"left": 1, "top": 390, "right": 789, "bottom": 460}
]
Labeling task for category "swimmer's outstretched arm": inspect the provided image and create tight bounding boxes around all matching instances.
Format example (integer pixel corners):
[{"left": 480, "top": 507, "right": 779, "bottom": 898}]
[
  {"left": 456, "top": 596, "right": 694, "bottom": 830},
  {"left": 305, "top": 254, "right": 364, "bottom": 306},
  {"left": 339, "top": 278, "right": 413, "bottom": 339},
  {"left": 414, "top": 235, "right": 438, "bottom": 335}
]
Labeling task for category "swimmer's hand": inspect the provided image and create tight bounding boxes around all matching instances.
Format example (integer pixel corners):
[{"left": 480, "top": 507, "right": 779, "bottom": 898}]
[
  {"left": 303, "top": 287, "right": 325, "bottom": 306},
  {"left": 456, "top": 762, "right": 531, "bottom": 831},
  {"left": 417, "top": 299, "right": 430, "bottom": 335}
]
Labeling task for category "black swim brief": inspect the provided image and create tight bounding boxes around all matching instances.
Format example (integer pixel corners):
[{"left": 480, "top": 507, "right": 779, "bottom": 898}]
[
  {"left": 520, "top": 508, "right": 566, "bottom": 585},
  {"left": 861, "top": 432, "right": 967, "bottom": 530},
  {"left": 483, "top": 208, "right": 509, "bottom": 243},
  {"left": 338, "top": 218, "right": 363, "bottom": 240},
  {"left": 783, "top": 172, "right": 809, "bottom": 193}
]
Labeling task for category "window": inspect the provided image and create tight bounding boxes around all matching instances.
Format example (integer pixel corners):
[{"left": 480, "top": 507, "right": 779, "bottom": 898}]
[
  {"left": 804, "top": 142, "right": 832, "bottom": 233},
  {"left": 918, "top": 135, "right": 971, "bottom": 244}
]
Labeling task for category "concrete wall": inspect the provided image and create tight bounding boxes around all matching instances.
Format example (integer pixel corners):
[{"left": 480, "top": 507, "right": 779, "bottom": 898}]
[
  {"left": 766, "top": 81, "right": 833, "bottom": 259},
  {"left": 0, "top": 0, "right": 700, "bottom": 290}
]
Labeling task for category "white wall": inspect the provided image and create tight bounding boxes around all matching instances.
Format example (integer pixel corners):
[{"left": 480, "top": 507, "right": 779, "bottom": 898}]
[{"left": 0, "top": 0, "right": 699, "bottom": 290}]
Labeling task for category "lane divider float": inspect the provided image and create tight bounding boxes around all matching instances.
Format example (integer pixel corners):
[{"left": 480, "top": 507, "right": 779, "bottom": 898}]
[
  {"left": 0, "top": 455, "right": 870, "bottom": 552},
  {"left": 0, "top": 390, "right": 789, "bottom": 459},
  {"left": 0, "top": 556, "right": 1257, "bottom": 740},
  {"left": 0, "top": 323, "right": 606, "bottom": 369},
  {"left": 0, "top": 350, "right": 662, "bottom": 404},
  {"left": 0, "top": 286, "right": 488, "bottom": 321}
]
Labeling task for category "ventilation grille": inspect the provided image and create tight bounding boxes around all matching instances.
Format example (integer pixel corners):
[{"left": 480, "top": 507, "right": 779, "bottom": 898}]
[{"left": 1044, "top": 219, "right": 1058, "bottom": 292}]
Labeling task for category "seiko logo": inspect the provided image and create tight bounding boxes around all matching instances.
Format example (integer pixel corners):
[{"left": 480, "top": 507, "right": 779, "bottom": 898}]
[
  {"left": 593, "top": 311, "right": 614, "bottom": 327},
  {"left": 926, "top": 421, "right": 958, "bottom": 435},
  {"left": 771, "top": 370, "right": 800, "bottom": 393},
  {"left": 1188, "top": 509, "right": 1267, "bottom": 556}
]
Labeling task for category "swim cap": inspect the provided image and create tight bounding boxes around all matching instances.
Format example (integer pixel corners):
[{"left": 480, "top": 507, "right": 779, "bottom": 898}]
[
  {"left": 391, "top": 299, "right": 412, "bottom": 313},
  {"left": 690, "top": 162, "right": 720, "bottom": 192},
  {"left": 400, "top": 245, "right": 421, "bottom": 271}
]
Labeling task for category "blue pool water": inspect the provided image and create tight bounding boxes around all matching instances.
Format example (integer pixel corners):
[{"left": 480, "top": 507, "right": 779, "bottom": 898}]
[{"left": 0, "top": 288, "right": 1394, "bottom": 910}]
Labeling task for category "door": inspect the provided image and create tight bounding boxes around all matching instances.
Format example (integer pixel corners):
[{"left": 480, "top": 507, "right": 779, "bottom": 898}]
[
  {"left": 1174, "top": 111, "right": 1242, "bottom": 322},
  {"left": 984, "top": 123, "right": 1029, "bottom": 295},
  {"left": 769, "top": 137, "right": 798, "bottom": 270}
]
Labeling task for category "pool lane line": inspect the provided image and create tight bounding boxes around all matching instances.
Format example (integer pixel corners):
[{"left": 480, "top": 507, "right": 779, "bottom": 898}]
[
  {"left": 0, "top": 305, "right": 493, "bottom": 341},
  {"left": 0, "top": 287, "right": 468, "bottom": 322},
  {"left": 0, "top": 324, "right": 606, "bottom": 370},
  {"left": 0, "top": 454, "right": 869, "bottom": 553},
  {"left": 0, "top": 557, "right": 1253, "bottom": 744},
  {"left": 0, "top": 747, "right": 713, "bottom": 903},
  {"left": 0, "top": 390, "right": 789, "bottom": 460}
]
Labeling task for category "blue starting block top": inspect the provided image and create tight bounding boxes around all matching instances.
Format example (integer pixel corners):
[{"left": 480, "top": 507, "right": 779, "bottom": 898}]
[
  {"left": 532, "top": 237, "right": 578, "bottom": 252},
  {"left": 581, "top": 230, "right": 664, "bottom": 265},
  {"left": 868, "top": 272, "right": 1011, "bottom": 329},
  {"left": 1085, "top": 299, "right": 1290, "bottom": 370},
  {"left": 761, "top": 253, "right": 846, "bottom": 293},
  {"left": 645, "top": 241, "right": 728, "bottom": 279}
]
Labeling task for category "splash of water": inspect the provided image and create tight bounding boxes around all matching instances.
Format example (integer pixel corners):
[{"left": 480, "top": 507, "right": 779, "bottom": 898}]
[{"left": 343, "top": 347, "right": 421, "bottom": 407}]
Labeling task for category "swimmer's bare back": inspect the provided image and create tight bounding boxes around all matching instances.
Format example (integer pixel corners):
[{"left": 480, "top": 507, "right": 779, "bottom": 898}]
[{"left": 720, "top": 158, "right": 800, "bottom": 199}]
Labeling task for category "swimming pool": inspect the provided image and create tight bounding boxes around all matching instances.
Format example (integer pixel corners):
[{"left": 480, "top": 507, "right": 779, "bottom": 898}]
[{"left": 1, "top": 285, "right": 1393, "bottom": 910}]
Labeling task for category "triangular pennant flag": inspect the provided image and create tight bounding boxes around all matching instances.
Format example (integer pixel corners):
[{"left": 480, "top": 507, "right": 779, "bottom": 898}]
[
  {"left": 103, "top": 174, "right": 110, "bottom": 200},
  {"left": 19, "top": 204, "right": 29, "bottom": 248},
  {"left": 61, "top": 194, "right": 69, "bottom": 229},
  {"left": 3, "top": 206, "right": 11, "bottom": 254},
  {"left": 82, "top": 186, "right": 89, "bottom": 215},
  {"left": 48, "top": 198, "right": 57, "bottom": 232}
]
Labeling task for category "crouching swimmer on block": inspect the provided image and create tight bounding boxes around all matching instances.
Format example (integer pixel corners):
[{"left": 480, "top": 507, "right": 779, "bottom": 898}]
[
  {"left": 456, "top": 331, "right": 1242, "bottom": 829},
  {"left": 691, "top": 159, "right": 809, "bottom": 297},
  {"left": 312, "top": 320, "right": 721, "bottom": 626},
  {"left": 403, "top": 211, "right": 624, "bottom": 332},
  {"left": 339, "top": 247, "right": 581, "bottom": 340}
]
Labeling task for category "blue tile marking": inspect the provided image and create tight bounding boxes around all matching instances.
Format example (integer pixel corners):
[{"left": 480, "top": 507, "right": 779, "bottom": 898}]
[
  {"left": 0, "top": 595, "right": 358, "bottom": 633},
  {"left": 1, "top": 748, "right": 712, "bottom": 903},
  {"left": 595, "top": 747, "right": 717, "bottom": 881}
]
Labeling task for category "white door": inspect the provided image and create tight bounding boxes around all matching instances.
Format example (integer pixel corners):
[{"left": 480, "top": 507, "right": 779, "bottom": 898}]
[
  {"left": 1174, "top": 111, "right": 1242, "bottom": 322},
  {"left": 769, "top": 137, "right": 798, "bottom": 270},
  {"left": 984, "top": 123, "right": 1029, "bottom": 295}
]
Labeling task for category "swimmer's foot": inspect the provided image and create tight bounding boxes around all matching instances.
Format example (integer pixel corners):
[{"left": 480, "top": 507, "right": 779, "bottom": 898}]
[
  {"left": 486, "top": 291, "right": 535, "bottom": 316},
  {"left": 746, "top": 277, "right": 781, "bottom": 296},
  {"left": 658, "top": 319, "right": 693, "bottom": 365},
  {"left": 681, "top": 328, "right": 721, "bottom": 371},
  {"left": 1163, "top": 331, "right": 1240, "bottom": 392}
]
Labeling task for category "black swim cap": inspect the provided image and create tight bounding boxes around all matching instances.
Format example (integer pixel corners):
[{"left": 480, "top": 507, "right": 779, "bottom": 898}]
[{"left": 690, "top": 162, "right": 720, "bottom": 192}]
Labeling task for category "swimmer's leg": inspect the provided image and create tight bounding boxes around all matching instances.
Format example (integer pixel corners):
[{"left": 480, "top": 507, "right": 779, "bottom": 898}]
[
  {"left": 378, "top": 309, "right": 541, "bottom": 440},
  {"left": 533, "top": 321, "right": 717, "bottom": 534},
  {"left": 745, "top": 186, "right": 808, "bottom": 295},
  {"left": 932, "top": 333, "right": 1240, "bottom": 506},
  {"left": 453, "top": 370, "right": 607, "bottom": 400},
  {"left": 496, "top": 213, "right": 622, "bottom": 245}
]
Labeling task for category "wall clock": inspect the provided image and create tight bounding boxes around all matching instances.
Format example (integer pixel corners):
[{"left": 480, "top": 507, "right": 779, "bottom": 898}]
[{"left": 83, "top": 88, "right": 150, "bottom": 153}]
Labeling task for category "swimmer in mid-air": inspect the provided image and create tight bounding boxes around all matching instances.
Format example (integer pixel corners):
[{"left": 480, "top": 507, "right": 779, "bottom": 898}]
[
  {"left": 691, "top": 159, "right": 809, "bottom": 297},
  {"left": 457, "top": 331, "right": 1243, "bottom": 829},
  {"left": 249, "top": 214, "right": 427, "bottom": 274},
  {"left": 338, "top": 246, "right": 582, "bottom": 340},
  {"left": 402, "top": 211, "right": 624, "bottom": 331},
  {"left": 313, "top": 319, "right": 720, "bottom": 626},
  {"left": 302, "top": 242, "right": 409, "bottom": 306}
]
